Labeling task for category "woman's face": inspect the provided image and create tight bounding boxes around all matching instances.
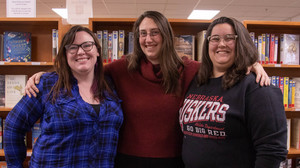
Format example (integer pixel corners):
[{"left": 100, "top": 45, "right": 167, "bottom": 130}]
[
  {"left": 66, "top": 31, "right": 99, "bottom": 77},
  {"left": 139, "top": 17, "right": 163, "bottom": 65},
  {"left": 208, "top": 23, "right": 236, "bottom": 77}
]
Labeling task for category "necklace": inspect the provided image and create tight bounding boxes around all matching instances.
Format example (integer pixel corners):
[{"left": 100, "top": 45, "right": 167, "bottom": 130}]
[{"left": 79, "top": 90, "right": 99, "bottom": 104}]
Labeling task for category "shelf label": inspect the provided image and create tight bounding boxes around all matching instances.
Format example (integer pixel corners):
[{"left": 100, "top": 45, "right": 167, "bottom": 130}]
[
  {"left": 31, "top": 62, "right": 41, "bottom": 65},
  {"left": 0, "top": 62, "right": 4, "bottom": 65},
  {"left": 274, "top": 64, "right": 281, "bottom": 67}
]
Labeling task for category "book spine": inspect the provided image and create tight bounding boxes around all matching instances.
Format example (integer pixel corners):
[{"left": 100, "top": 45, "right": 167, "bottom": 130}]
[
  {"left": 274, "top": 36, "right": 278, "bottom": 64},
  {"left": 292, "top": 80, "right": 296, "bottom": 108},
  {"left": 96, "top": 30, "right": 103, "bottom": 57},
  {"left": 102, "top": 30, "right": 108, "bottom": 63},
  {"left": 265, "top": 33, "right": 270, "bottom": 64},
  {"left": 108, "top": 33, "right": 113, "bottom": 63},
  {"left": 118, "top": 30, "right": 125, "bottom": 59},
  {"left": 112, "top": 31, "right": 118, "bottom": 62},
  {"left": 32, "top": 122, "right": 41, "bottom": 147},
  {"left": 258, "top": 36, "right": 262, "bottom": 63},
  {"left": 52, "top": 29, "right": 57, "bottom": 62},
  {"left": 0, "top": 75, "right": 4, "bottom": 107},
  {"left": 261, "top": 34, "right": 266, "bottom": 64},
  {"left": 127, "top": 32, "right": 134, "bottom": 54},
  {"left": 0, "top": 118, "right": 2, "bottom": 149},
  {"left": 269, "top": 34, "right": 275, "bottom": 64},
  {"left": 284, "top": 77, "right": 289, "bottom": 108},
  {"left": 0, "top": 34, "right": 3, "bottom": 61}
]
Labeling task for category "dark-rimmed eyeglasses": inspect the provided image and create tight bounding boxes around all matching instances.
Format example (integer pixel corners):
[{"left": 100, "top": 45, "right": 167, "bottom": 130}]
[{"left": 65, "top": 41, "right": 95, "bottom": 54}]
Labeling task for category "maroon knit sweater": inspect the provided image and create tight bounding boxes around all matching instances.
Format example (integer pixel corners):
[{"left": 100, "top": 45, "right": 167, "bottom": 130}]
[{"left": 104, "top": 58, "right": 200, "bottom": 158}]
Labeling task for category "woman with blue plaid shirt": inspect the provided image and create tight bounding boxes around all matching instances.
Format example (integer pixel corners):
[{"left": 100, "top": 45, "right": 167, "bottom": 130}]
[{"left": 3, "top": 25, "right": 123, "bottom": 168}]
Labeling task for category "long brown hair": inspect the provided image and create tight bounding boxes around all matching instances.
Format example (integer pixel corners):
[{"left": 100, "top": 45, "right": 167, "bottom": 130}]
[
  {"left": 127, "top": 11, "right": 184, "bottom": 95},
  {"left": 50, "top": 25, "right": 113, "bottom": 103},
  {"left": 197, "top": 16, "right": 258, "bottom": 89}
]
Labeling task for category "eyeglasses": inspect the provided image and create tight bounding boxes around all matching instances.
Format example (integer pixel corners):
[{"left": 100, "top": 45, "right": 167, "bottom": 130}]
[
  {"left": 139, "top": 29, "right": 160, "bottom": 38},
  {"left": 65, "top": 41, "right": 95, "bottom": 54},
  {"left": 207, "top": 34, "right": 238, "bottom": 45}
]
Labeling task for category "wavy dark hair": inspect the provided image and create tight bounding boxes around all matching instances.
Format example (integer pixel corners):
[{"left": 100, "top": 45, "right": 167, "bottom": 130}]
[
  {"left": 197, "top": 16, "right": 258, "bottom": 89},
  {"left": 50, "top": 25, "right": 113, "bottom": 103},
  {"left": 127, "top": 10, "right": 184, "bottom": 95}
]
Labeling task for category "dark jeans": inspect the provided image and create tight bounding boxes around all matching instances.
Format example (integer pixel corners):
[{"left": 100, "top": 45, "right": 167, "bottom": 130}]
[{"left": 114, "top": 153, "right": 184, "bottom": 168}]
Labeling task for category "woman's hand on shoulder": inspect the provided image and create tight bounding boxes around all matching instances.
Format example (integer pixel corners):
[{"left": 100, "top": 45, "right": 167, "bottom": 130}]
[
  {"left": 248, "top": 62, "right": 270, "bottom": 86},
  {"left": 24, "top": 72, "right": 46, "bottom": 97}
]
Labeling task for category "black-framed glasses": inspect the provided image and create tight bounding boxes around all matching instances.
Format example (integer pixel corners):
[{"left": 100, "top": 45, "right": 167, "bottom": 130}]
[
  {"left": 207, "top": 34, "right": 238, "bottom": 45},
  {"left": 65, "top": 41, "right": 95, "bottom": 54}
]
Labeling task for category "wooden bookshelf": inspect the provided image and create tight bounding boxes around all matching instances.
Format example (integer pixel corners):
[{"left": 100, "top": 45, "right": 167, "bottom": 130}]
[
  {"left": 0, "top": 18, "right": 70, "bottom": 166},
  {"left": 244, "top": 20, "right": 300, "bottom": 159}
]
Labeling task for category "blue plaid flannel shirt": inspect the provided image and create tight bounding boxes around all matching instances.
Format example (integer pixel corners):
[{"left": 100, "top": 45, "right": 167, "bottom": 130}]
[{"left": 4, "top": 72, "right": 123, "bottom": 168}]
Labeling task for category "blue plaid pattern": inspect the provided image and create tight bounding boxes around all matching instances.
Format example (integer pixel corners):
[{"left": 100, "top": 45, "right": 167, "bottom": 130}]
[{"left": 4, "top": 72, "right": 123, "bottom": 168}]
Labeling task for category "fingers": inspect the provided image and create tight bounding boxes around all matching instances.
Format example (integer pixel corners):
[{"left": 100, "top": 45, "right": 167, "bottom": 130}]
[
  {"left": 25, "top": 76, "right": 39, "bottom": 98},
  {"left": 256, "top": 72, "right": 270, "bottom": 86}
]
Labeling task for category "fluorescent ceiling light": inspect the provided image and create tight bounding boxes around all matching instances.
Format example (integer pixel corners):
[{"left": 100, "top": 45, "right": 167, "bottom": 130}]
[
  {"left": 52, "top": 8, "right": 68, "bottom": 19},
  {"left": 188, "top": 10, "right": 220, "bottom": 20}
]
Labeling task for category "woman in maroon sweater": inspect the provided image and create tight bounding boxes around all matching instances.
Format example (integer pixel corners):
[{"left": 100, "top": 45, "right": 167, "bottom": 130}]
[{"left": 24, "top": 11, "right": 269, "bottom": 168}]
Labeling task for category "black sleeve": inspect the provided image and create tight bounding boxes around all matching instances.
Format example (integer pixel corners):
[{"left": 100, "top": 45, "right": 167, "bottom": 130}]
[{"left": 246, "top": 85, "right": 288, "bottom": 168}]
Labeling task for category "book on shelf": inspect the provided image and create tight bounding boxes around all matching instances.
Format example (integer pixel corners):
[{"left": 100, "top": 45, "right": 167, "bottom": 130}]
[
  {"left": 280, "top": 34, "right": 300, "bottom": 65},
  {"left": 112, "top": 31, "right": 118, "bottom": 61},
  {"left": 291, "top": 118, "right": 300, "bottom": 149},
  {"left": 96, "top": 30, "right": 103, "bottom": 56},
  {"left": 108, "top": 33, "right": 113, "bottom": 63},
  {"left": 284, "top": 77, "right": 289, "bottom": 108},
  {"left": 0, "top": 75, "right": 4, "bottom": 107},
  {"left": 118, "top": 30, "right": 125, "bottom": 59},
  {"left": 274, "top": 36, "right": 279, "bottom": 64},
  {"left": 102, "top": 30, "right": 108, "bottom": 63},
  {"left": 249, "top": 32, "right": 255, "bottom": 44},
  {"left": 261, "top": 34, "right": 266, "bottom": 64},
  {"left": 3, "top": 31, "right": 31, "bottom": 62},
  {"left": 269, "top": 34, "right": 275, "bottom": 64},
  {"left": 294, "top": 78, "right": 300, "bottom": 109},
  {"left": 257, "top": 35, "right": 263, "bottom": 63},
  {"left": 0, "top": 117, "right": 2, "bottom": 149},
  {"left": 287, "top": 118, "right": 291, "bottom": 150},
  {"left": 265, "top": 33, "right": 270, "bottom": 63},
  {"left": 196, "top": 30, "right": 207, "bottom": 62},
  {"left": 5, "top": 75, "right": 27, "bottom": 108},
  {"left": 0, "top": 34, "right": 3, "bottom": 61},
  {"left": 32, "top": 122, "right": 41, "bottom": 147},
  {"left": 0, "top": 161, "right": 7, "bottom": 168},
  {"left": 52, "top": 29, "right": 58, "bottom": 62},
  {"left": 127, "top": 32, "right": 134, "bottom": 55},
  {"left": 174, "top": 35, "right": 195, "bottom": 60},
  {"left": 279, "top": 158, "right": 292, "bottom": 168}
]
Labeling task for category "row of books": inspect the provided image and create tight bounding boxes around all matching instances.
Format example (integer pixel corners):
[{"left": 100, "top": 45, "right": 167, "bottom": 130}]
[
  {"left": 0, "top": 117, "right": 41, "bottom": 150},
  {"left": 0, "top": 31, "right": 31, "bottom": 62},
  {"left": 96, "top": 29, "right": 208, "bottom": 63},
  {"left": 250, "top": 32, "right": 300, "bottom": 65},
  {"left": 270, "top": 76, "right": 300, "bottom": 109},
  {"left": 96, "top": 30, "right": 127, "bottom": 63},
  {"left": 0, "top": 75, "right": 27, "bottom": 108}
]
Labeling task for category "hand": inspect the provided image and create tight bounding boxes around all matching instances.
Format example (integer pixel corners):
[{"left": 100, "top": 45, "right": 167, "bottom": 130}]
[
  {"left": 24, "top": 72, "right": 45, "bottom": 98},
  {"left": 248, "top": 62, "right": 270, "bottom": 86}
]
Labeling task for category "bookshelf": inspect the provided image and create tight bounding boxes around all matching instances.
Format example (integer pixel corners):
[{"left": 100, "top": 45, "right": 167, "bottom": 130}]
[
  {"left": 0, "top": 18, "right": 70, "bottom": 167},
  {"left": 244, "top": 20, "right": 300, "bottom": 159},
  {"left": 89, "top": 18, "right": 211, "bottom": 59}
]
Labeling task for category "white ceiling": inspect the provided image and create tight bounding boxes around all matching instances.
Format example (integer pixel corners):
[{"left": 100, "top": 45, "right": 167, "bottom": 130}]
[{"left": 1, "top": 0, "right": 300, "bottom": 22}]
